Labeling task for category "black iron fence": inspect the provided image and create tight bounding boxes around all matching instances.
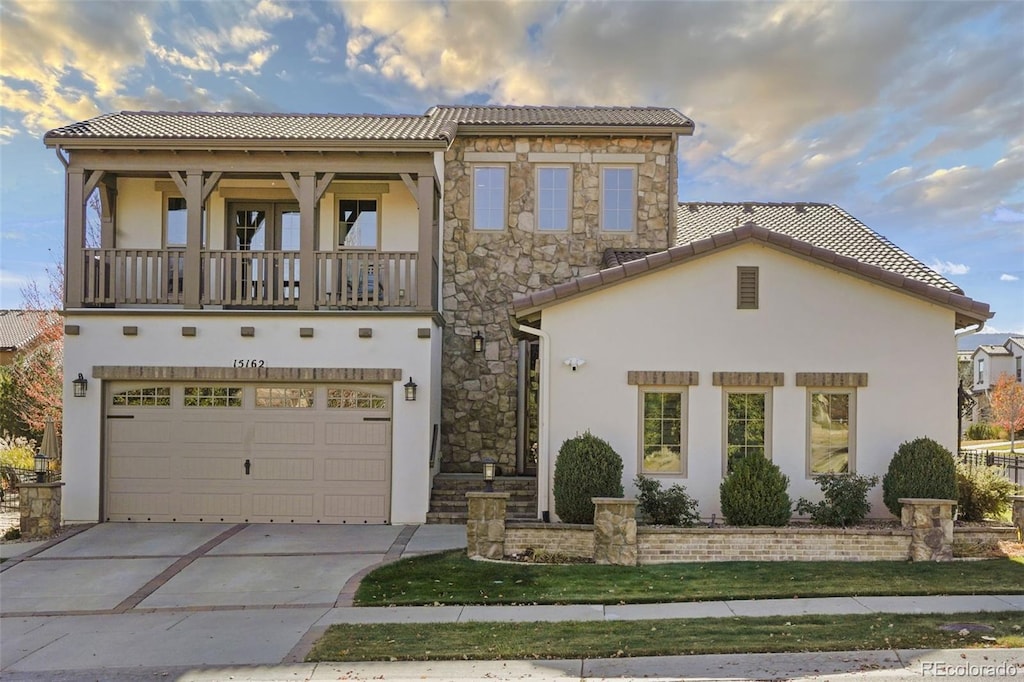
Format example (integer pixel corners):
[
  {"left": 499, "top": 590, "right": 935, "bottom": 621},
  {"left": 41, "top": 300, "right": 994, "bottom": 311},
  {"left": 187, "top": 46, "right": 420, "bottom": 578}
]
[
  {"left": 957, "top": 450, "right": 1024, "bottom": 487},
  {"left": 0, "top": 467, "right": 57, "bottom": 513}
]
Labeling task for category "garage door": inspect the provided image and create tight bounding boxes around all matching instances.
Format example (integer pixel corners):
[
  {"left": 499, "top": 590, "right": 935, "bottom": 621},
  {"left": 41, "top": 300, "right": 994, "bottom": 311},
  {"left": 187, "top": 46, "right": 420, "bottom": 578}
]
[{"left": 104, "top": 382, "right": 392, "bottom": 523}]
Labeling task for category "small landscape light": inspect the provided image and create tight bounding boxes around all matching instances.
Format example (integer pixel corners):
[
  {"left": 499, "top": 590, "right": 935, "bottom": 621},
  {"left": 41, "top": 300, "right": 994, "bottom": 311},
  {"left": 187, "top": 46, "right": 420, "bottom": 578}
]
[
  {"left": 482, "top": 458, "right": 496, "bottom": 492},
  {"left": 34, "top": 452, "right": 49, "bottom": 483},
  {"left": 73, "top": 372, "right": 88, "bottom": 398}
]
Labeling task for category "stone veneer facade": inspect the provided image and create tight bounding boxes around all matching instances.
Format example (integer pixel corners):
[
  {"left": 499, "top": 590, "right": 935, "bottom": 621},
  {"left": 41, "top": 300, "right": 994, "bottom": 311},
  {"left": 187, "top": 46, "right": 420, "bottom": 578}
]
[{"left": 441, "top": 134, "right": 677, "bottom": 472}]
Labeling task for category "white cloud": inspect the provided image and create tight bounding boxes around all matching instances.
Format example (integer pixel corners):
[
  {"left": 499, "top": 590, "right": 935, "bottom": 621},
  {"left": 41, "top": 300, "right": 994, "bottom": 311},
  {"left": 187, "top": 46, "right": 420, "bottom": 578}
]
[
  {"left": 307, "top": 24, "right": 338, "bottom": 64},
  {"left": 1001, "top": 274, "right": 1020, "bottom": 282},
  {"left": 929, "top": 260, "right": 970, "bottom": 276}
]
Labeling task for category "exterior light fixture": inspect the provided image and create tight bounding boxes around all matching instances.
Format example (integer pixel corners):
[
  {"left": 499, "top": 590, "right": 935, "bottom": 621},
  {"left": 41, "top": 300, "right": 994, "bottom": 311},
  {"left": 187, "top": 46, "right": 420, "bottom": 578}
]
[
  {"left": 404, "top": 377, "right": 417, "bottom": 401},
  {"left": 34, "top": 452, "right": 49, "bottom": 483},
  {"left": 472, "top": 331, "right": 484, "bottom": 353},
  {"left": 482, "top": 458, "right": 496, "bottom": 492},
  {"left": 73, "top": 373, "right": 88, "bottom": 398}
]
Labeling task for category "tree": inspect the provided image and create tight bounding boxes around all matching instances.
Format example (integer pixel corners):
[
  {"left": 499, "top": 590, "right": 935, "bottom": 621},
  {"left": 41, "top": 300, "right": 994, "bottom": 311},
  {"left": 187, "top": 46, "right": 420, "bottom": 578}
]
[
  {"left": 990, "top": 373, "right": 1024, "bottom": 453},
  {"left": 12, "top": 264, "right": 64, "bottom": 440}
]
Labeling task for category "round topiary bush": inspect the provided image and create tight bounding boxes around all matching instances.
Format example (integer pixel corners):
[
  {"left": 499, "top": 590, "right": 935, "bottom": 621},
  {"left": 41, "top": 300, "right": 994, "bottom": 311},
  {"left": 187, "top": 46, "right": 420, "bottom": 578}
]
[
  {"left": 719, "top": 452, "right": 792, "bottom": 526},
  {"left": 553, "top": 431, "right": 624, "bottom": 523},
  {"left": 881, "top": 437, "right": 958, "bottom": 517}
]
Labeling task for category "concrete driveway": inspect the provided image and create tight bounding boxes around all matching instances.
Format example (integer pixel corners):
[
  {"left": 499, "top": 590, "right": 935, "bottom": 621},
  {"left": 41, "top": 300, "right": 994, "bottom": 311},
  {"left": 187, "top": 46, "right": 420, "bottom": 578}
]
[{"left": 0, "top": 522, "right": 466, "bottom": 675}]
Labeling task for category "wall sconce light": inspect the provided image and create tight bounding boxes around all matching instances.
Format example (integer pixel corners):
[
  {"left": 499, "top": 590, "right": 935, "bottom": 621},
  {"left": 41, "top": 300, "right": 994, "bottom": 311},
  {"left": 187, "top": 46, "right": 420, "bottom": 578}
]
[
  {"left": 563, "top": 357, "right": 586, "bottom": 372},
  {"left": 473, "top": 331, "right": 484, "bottom": 353},
  {"left": 482, "top": 458, "right": 496, "bottom": 492},
  {"left": 73, "top": 373, "right": 88, "bottom": 398},
  {"left": 404, "top": 377, "right": 418, "bottom": 401},
  {"left": 34, "top": 452, "right": 49, "bottom": 483}
]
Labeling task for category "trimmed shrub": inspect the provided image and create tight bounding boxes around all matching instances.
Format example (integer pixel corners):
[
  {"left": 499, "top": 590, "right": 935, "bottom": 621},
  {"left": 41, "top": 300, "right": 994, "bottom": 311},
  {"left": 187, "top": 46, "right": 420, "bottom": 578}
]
[
  {"left": 965, "top": 422, "right": 999, "bottom": 441},
  {"left": 719, "top": 452, "right": 792, "bottom": 526},
  {"left": 956, "top": 461, "right": 1017, "bottom": 522},
  {"left": 553, "top": 431, "right": 624, "bottom": 524},
  {"left": 881, "top": 437, "right": 958, "bottom": 517},
  {"left": 634, "top": 475, "right": 700, "bottom": 527},
  {"left": 795, "top": 473, "right": 879, "bottom": 527}
]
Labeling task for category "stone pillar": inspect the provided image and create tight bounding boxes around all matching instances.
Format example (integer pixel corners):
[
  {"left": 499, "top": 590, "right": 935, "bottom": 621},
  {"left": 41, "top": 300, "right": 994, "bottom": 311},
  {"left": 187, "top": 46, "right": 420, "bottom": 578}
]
[
  {"left": 899, "top": 498, "right": 955, "bottom": 562},
  {"left": 19, "top": 482, "right": 63, "bottom": 540},
  {"left": 592, "top": 497, "right": 638, "bottom": 566},
  {"left": 466, "top": 492, "right": 509, "bottom": 560},
  {"left": 1010, "top": 496, "right": 1024, "bottom": 542}
]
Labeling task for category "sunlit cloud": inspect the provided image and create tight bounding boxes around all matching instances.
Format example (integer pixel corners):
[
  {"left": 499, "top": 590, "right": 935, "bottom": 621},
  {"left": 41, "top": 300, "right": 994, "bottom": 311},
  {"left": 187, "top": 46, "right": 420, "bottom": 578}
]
[
  {"left": 1001, "top": 274, "right": 1020, "bottom": 282},
  {"left": 929, "top": 260, "right": 970, "bottom": 276}
]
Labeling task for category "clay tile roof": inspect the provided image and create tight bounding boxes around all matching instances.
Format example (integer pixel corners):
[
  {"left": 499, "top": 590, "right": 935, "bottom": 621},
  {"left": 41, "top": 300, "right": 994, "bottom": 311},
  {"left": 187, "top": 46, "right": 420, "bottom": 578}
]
[
  {"left": 0, "top": 310, "right": 58, "bottom": 351},
  {"left": 428, "top": 105, "right": 694, "bottom": 129},
  {"left": 45, "top": 111, "right": 457, "bottom": 143},
  {"left": 674, "top": 202, "right": 961, "bottom": 293},
  {"left": 978, "top": 344, "right": 1013, "bottom": 356}
]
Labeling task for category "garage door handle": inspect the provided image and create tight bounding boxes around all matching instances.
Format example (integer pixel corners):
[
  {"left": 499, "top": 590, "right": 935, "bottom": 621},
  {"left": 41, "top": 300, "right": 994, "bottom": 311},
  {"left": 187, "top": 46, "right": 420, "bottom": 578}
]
[
  {"left": 244, "top": 459, "right": 251, "bottom": 475},
  {"left": 363, "top": 417, "right": 391, "bottom": 422},
  {"left": 106, "top": 415, "right": 135, "bottom": 419}
]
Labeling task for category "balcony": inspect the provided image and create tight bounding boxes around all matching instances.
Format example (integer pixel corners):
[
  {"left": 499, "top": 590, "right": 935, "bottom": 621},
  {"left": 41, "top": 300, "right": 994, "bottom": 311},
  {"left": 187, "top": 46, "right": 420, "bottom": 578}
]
[{"left": 80, "top": 248, "right": 430, "bottom": 310}]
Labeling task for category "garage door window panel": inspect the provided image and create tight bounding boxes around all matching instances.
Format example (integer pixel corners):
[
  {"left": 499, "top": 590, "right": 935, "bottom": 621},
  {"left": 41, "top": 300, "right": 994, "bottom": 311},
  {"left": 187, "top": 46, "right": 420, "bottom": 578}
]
[
  {"left": 184, "top": 386, "right": 243, "bottom": 407},
  {"left": 328, "top": 387, "right": 388, "bottom": 410},
  {"left": 255, "top": 386, "right": 314, "bottom": 408},
  {"left": 112, "top": 386, "right": 171, "bottom": 407}
]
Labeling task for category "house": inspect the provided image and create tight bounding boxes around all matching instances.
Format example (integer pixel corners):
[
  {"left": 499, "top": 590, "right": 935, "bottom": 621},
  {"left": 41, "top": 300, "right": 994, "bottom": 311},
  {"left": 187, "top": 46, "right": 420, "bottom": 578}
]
[
  {"left": 44, "top": 106, "right": 990, "bottom": 526},
  {"left": 970, "top": 337, "right": 1024, "bottom": 424},
  {"left": 0, "top": 310, "right": 59, "bottom": 365},
  {"left": 512, "top": 202, "right": 992, "bottom": 517},
  {"left": 43, "top": 105, "right": 693, "bottom": 525}
]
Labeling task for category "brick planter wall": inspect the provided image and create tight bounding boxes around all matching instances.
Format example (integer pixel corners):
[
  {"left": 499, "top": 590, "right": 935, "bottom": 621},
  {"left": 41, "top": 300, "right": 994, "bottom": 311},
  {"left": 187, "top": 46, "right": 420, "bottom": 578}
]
[{"left": 505, "top": 523, "right": 594, "bottom": 559}]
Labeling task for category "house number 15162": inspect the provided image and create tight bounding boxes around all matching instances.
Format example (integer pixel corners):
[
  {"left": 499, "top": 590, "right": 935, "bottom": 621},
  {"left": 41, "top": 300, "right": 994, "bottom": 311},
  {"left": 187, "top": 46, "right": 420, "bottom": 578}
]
[{"left": 233, "top": 359, "right": 266, "bottom": 368}]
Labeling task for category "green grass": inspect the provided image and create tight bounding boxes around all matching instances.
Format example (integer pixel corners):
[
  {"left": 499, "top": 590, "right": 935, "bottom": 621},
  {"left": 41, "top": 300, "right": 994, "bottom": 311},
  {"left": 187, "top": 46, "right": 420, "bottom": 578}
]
[
  {"left": 307, "top": 611, "right": 1024, "bottom": 661},
  {"left": 355, "top": 551, "right": 1024, "bottom": 606}
]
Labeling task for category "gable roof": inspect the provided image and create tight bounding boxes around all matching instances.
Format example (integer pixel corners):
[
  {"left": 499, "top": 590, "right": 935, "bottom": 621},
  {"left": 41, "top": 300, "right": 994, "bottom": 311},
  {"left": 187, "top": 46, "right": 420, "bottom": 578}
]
[
  {"left": 973, "top": 344, "right": 1014, "bottom": 359},
  {"left": 0, "top": 310, "right": 58, "bottom": 352},
  {"left": 513, "top": 222, "right": 991, "bottom": 329},
  {"left": 674, "top": 202, "right": 961, "bottom": 293},
  {"left": 44, "top": 112, "right": 458, "bottom": 149}
]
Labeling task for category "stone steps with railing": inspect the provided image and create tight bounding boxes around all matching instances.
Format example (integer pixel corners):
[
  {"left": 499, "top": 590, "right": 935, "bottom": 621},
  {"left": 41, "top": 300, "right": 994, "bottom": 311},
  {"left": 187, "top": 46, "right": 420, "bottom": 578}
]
[{"left": 426, "top": 473, "right": 537, "bottom": 524}]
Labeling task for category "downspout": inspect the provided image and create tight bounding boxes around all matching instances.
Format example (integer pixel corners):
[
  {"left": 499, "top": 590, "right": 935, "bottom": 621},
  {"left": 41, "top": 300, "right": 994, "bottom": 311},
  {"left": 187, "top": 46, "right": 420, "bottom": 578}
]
[{"left": 513, "top": 319, "right": 551, "bottom": 521}]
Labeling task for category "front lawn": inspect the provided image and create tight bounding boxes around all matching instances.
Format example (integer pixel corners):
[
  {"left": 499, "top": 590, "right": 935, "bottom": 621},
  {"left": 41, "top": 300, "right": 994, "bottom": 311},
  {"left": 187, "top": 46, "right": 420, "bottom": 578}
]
[
  {"left": 355, "top": 551, "right": 1024, "bottom": 606},
  {"left": 307, "top": 611, "right": 1024, "bottom": 661}
]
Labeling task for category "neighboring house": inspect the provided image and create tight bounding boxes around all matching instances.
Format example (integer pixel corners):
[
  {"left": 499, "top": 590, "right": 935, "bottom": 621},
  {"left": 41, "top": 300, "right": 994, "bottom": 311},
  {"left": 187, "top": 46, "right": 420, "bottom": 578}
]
[
  {"left": 970, "top": 337, "right": 1024, "bottom": 423},
  {"left": 44, "top": 107, "right": 990, "bottom": 525},
  {"left": 512, "top": 202, "right": 991, "bottom": 517},
  {"left": 0, "top": 310, "right": 59, "bottom": 365}
]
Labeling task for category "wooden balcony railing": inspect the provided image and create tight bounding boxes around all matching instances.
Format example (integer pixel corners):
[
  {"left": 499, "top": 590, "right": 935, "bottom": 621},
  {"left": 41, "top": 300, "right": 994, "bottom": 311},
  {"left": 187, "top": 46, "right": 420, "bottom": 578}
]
[{"left": 80, "top": 249, "right": 429, "bottom": 310}]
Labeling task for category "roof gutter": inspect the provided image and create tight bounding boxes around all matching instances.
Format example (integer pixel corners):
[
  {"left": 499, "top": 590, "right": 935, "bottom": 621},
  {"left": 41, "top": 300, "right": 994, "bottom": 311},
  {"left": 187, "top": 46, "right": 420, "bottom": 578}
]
[
  {"left": 54, "top": 144, "right": 69, "bottom": 169},
  {"left": 512, "top": 319, "right": 551, "bottom": 522},
  {"left": 955, "top": 322, "right": 984, "bottom": 338}
]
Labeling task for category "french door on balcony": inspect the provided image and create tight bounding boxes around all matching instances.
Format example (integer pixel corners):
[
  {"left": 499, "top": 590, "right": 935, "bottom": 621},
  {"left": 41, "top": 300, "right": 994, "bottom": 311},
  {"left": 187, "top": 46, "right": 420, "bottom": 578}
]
[{"left": 228, "top": 202, "right": 300, "bottom": 304}]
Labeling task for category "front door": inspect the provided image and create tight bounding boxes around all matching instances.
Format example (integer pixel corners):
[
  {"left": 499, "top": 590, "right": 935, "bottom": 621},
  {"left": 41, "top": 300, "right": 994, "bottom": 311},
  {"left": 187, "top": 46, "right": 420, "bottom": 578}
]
[{"left": 229, "top": 202, "right": 301, "bottom": 303}]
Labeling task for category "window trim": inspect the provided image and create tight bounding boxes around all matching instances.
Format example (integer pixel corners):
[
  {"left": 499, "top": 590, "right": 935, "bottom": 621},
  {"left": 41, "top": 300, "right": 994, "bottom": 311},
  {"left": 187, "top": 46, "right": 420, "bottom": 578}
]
[
  {"left": 721, "top": 387, "right": 773, "bottom": 476},
  {"left": 977, "top": 357, "right": 985, "bottom": 384},
  {"left": 471, "top": 164, "right": 508, "bottom": 231},
  {"left": 535, "top": 165, "right": 572, "bottom": 232},
  {"left": 599, "top": 165, "right": 637, "bottom": 232},
  {"left": 805, "top": 387, "right": 857, "bottom": 477},
  {"left": 336, "top": 195, "right": 382, "bottom": 250},
  {"left": 638, "top": 386, "right": 688, "bottom": 477}
]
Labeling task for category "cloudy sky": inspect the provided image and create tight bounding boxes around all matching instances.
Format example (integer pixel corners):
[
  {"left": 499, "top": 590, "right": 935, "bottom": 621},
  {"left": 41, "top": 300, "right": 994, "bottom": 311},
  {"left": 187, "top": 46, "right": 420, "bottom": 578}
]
[{"left": 1, "top": 0, "right": 1021, "bottom": 331}]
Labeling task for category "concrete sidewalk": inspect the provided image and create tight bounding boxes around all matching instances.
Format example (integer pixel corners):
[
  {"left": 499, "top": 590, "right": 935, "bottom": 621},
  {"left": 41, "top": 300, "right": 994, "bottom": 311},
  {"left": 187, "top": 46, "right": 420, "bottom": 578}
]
[{"left": 1, "top": 522, "right": 1022, "bottom": 680}]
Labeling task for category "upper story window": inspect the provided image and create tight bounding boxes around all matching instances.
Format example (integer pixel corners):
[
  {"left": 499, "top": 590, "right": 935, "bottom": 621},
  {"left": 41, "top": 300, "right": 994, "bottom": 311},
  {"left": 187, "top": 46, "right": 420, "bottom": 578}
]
[
  {"left": 339, "top": 199, "right": 378, "bottom": 249},
  {"left": 977, "top": 357, "right": 985, "bottom": 384},
  {"left": 473, "top": 166, "right": 507, "bottom": 231},
  {"left": 165, "top": 197, "right": 206, "bottom": 248},
  {"left": 600, "top": 166, "right": 635, "bottom": 232},
  {"left": 537, "top": 166, "right": 570, "bottom": 231}
]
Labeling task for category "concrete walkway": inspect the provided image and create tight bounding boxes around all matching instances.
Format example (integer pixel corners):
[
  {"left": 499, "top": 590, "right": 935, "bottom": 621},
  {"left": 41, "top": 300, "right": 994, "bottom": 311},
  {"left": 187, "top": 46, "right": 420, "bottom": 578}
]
[{"left": 1, "top": 522, "right": 1022, "bottom": 681}]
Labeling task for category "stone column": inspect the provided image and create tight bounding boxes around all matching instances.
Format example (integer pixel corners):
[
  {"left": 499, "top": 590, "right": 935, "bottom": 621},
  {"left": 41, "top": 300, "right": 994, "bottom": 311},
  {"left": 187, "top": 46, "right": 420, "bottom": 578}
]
[
  {"left": 19, "top": 482, "right": 63, "bottom": 540},
  {"left": 466, "top": 492, "right": 509, "bottom": 560},
  {"left": 899, "top": 498, "right": 955, "bottom": 562},
  {"left": 592, "top": 497, "right": 638, "bottom": 566},
  {"left": 1010, "top": 495, "right": 1024, "bottom": 542}
]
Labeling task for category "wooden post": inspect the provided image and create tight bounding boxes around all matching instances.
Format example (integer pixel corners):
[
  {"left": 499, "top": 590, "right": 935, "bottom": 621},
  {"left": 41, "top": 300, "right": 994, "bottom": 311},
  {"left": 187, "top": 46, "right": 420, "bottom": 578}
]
[
  {"left": 298, "top": 172, "right": 317, "bottom": 310},
  {"left": 65, "top": 168, "right": 86, "bottom": 308},
  {"left": 183, "top": 170, "right": 203, "bottom": 309}
]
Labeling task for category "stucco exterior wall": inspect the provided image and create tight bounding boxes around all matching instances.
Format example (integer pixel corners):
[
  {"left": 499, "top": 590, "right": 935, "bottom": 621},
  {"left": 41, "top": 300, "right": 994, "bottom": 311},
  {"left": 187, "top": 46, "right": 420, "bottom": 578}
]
[
  {"left": 537, "top": 242, "right": 958, "bottom": 520},
  {"left": 61, "top": 312, "right": 440, "bottom": 524},
  {"left": 440, "top": 135, "right": 676, "bottom": 472}
]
